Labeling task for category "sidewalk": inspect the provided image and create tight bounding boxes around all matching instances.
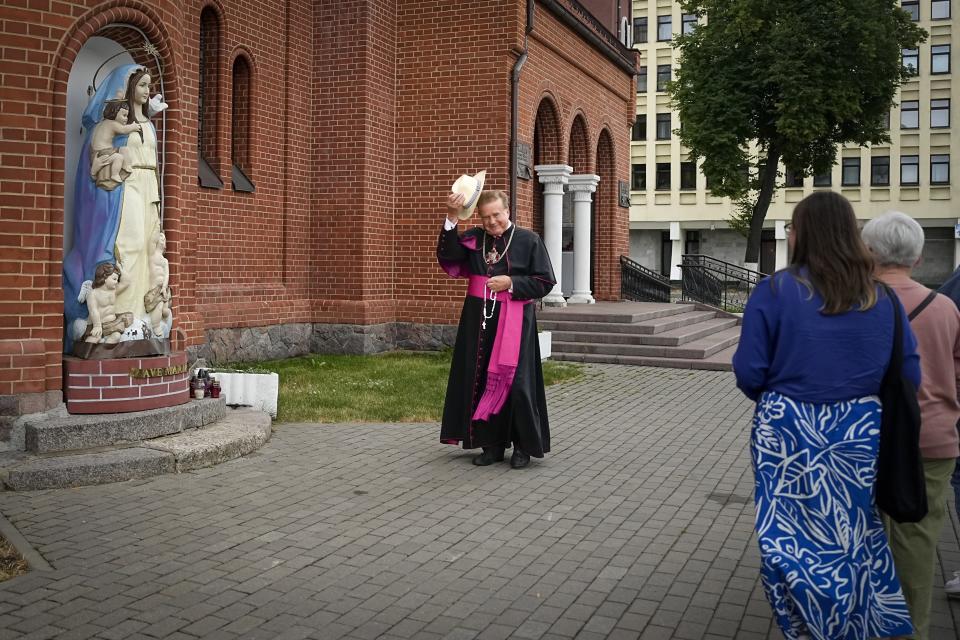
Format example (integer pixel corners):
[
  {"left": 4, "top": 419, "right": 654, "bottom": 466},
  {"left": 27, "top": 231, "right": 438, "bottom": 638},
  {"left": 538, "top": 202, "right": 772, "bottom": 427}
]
[{"left": 1, "top": 364, "right": 958, "bottom": 639}]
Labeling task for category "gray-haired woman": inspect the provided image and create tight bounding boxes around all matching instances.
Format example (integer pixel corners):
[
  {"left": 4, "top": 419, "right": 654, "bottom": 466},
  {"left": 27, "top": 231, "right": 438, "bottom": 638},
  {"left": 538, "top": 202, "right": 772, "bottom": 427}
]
[{"left": 862, "top": 211, "right": 960, "bottom": 640}]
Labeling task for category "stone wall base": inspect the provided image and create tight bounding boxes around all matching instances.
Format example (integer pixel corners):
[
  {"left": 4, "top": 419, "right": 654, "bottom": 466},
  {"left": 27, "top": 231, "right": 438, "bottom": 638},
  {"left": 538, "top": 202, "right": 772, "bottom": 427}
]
[
  {"left": 0, "top": 390, "right": 62, "bottom": 442},
  {"left": 189, "top": 322, "right": 459, "bottom": 365}
]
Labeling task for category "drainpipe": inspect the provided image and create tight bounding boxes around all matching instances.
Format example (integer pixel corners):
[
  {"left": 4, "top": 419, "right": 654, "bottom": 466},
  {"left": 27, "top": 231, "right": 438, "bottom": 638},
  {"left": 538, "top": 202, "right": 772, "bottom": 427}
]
[{"left": 509, "top": 1, "right": 535, "bottom": 221}]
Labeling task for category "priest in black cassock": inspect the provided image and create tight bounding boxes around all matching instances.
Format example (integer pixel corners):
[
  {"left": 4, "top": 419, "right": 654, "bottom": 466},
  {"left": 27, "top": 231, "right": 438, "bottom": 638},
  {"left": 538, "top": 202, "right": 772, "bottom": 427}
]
[{"left": 437, "top": 175, "right": 556, "bottom": 469}]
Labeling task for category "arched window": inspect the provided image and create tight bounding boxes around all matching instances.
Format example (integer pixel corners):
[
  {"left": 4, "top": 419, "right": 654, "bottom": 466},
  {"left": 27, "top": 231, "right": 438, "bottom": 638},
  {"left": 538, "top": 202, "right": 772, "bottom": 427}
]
[
  {"left": 231, "top": 55, "right": 254, "bottom": 192},
  {"left": 198, "top": 6, "right": 223, "bottom": 189}
]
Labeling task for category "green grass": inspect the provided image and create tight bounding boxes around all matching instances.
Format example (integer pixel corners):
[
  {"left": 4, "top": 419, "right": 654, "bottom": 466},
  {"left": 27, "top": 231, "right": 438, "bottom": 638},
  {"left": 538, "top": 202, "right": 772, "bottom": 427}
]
[{"left": 226, "top": 351, "right": 583, "bottom": 423}]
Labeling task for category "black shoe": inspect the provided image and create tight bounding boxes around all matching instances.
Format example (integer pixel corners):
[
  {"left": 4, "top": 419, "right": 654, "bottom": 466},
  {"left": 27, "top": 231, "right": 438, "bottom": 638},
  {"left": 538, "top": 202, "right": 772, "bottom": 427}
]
[
  {"left": 510, "top": 449, "right": 531, "bottom": 469},
  {"left": 473, "top": 446, "right": 505, "bottom": 466}
]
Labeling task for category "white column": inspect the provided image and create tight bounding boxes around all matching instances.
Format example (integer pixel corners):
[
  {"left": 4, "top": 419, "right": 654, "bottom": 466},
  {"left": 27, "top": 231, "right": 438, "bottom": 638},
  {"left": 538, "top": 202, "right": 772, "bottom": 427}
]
[
  {"left": 669, "top": 221, "right": 682, "bottom": 281},
  {"left": 567, "top": 174, "right": 600, "bottom": 304},
  {"left": 954, "top": 218, "right": 960, "bottom": 268},
  {"left": 535, "top": 164, "right": 572, "bottom": 306},
  {"left": 774, "top": 220, "right": 789, "bottom": 271}
]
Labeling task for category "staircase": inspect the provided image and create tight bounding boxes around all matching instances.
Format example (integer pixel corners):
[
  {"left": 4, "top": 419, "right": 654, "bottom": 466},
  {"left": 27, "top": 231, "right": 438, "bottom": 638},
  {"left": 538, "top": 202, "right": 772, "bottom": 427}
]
[{"left": 540, "top": 301, "right": 740, "bottom": 371}]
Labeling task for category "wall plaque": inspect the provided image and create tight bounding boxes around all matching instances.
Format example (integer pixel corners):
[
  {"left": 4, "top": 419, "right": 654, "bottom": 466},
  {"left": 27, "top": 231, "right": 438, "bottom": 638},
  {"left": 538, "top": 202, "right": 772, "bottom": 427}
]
[
  {"left": 516, "top": 142, "right": 532, "bottom": 180},
  {"left": 618, "top": 180, "right": 631, "bottom": 208}
]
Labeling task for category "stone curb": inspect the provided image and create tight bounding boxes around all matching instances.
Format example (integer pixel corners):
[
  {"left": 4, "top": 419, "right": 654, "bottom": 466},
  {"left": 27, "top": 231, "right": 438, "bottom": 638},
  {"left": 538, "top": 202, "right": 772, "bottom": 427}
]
[
  {"left": 4, "top": 448, "right": 175, "bottom": 491},
  {"left": 0, "top": 510, "right": 52, "bottom": 571},
  {"left": 143, "top": 408, "right": 272, "bottom": 472},
  {"left": 24, "top": 398, "right": 226, "bottom": 454},
  {"left": 2, "top": 408, "right": 272, "bottom": 491}
]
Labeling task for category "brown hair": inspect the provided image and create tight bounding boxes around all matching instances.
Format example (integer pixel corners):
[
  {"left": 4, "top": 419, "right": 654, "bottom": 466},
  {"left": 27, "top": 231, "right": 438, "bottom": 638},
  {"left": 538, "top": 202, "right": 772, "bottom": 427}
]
[
  {"left": 102, "top": 100, "right": 127, "bottom": 121},
  {"left": 477, "top": 190, "right": 508, "bottom": 211},
  {"left": 124, "top": 67, "right": 150, "bottom": 141},
  {"left": 789, "top": 191, "right": 877, "bottom": 314},
  {"left": 93, "top": 262, "right": 120, "bottom": 288}
]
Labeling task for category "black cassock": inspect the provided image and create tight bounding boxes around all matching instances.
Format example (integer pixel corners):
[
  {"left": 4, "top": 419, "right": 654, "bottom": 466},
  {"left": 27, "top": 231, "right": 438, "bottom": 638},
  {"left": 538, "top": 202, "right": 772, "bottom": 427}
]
[{"left": 437, "top": 223, "right": 556, "bottom": 457}]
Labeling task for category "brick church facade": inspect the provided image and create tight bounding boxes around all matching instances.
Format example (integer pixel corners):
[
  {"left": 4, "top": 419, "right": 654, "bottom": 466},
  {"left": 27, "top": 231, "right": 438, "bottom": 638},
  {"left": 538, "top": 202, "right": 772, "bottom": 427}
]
[{"left": 0, "top": 0, "right": 637, "bottom": 419}]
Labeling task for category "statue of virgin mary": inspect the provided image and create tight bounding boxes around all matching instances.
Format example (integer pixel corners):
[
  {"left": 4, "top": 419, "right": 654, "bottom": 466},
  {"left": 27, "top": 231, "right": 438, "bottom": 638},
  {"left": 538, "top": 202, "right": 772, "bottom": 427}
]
[{"left": 63, "top": 64, "right": 169, "bottom": 354}]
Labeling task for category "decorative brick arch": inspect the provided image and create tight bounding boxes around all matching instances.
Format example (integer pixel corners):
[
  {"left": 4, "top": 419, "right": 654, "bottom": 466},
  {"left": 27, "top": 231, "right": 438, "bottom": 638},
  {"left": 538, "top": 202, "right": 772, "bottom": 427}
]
[
  {"left": 228, "top": 47, "right": 257, "bottom": 181},
  {"left": 199, "top": 2, "right": 226, "bottom": 174},
  {"left": 48, "top": 4, "right": 184, "bottom": 352},
  {"left": 593, "top": 127, "right": 619, "bottom": 300},
  {"left": 567, "top": 112, "right": 591, "bottom": 174},
  {"left": 532, "top": 94, "right": 562, "bottom": 236}
]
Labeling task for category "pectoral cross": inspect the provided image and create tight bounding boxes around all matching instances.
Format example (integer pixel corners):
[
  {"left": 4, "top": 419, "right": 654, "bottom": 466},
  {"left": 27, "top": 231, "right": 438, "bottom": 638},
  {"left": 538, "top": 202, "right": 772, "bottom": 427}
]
[{"left": 485, "top": 248, "right": 500, "bottom": 265}]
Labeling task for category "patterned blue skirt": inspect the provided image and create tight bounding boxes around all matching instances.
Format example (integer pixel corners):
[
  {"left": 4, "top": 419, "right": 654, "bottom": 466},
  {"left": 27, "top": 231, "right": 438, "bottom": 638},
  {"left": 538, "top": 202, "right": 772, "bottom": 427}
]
[{"left": 751, "top": 391, "right": 913, "bottom": 640}]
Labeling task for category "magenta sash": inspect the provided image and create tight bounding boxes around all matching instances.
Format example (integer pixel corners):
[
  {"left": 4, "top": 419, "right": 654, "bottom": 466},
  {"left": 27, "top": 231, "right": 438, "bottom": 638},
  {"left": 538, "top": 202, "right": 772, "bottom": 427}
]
[{"left": 467, "top": 275, "right": 531, "bottom": 421}]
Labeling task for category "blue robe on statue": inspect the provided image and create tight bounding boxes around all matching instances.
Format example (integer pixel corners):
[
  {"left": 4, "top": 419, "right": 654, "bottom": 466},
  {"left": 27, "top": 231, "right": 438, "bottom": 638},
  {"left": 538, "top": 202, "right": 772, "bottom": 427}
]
[{"left": 63, "top": 64, "right": 142, "bottom": 351}]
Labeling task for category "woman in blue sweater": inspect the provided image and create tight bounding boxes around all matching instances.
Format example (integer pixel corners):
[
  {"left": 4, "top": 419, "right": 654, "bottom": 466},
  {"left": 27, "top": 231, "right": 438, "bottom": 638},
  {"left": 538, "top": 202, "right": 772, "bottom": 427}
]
[{"left": 733, "top": 191, "right": 920, "bottom": 640}]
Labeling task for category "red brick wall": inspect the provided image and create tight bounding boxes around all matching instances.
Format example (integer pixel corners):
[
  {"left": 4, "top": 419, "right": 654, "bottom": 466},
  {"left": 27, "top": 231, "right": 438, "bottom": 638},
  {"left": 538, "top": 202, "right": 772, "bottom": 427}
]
[
  {"left": 0, "top": 0, "right": 633, "bottom": 408},
  {"left": 515, "top": 2, "right": 634, "bottom": 300}
]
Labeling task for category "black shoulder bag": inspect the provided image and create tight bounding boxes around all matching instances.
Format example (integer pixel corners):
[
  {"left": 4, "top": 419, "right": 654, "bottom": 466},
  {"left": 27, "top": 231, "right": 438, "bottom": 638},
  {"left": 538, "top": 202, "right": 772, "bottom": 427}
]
[{"left": 875, "top": 285, "right": 927, "bottom": 524}]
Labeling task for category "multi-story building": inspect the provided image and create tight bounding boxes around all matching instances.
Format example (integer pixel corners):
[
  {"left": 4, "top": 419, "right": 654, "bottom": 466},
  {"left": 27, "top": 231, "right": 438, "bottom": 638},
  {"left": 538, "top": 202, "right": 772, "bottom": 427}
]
[{"left": 628, "top": 0, "right": 959, "bottom": 285}]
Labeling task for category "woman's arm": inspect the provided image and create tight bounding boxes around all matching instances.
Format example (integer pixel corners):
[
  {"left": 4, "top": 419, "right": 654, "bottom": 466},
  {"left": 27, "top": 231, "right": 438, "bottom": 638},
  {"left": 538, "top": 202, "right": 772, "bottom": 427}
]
[{"left": 733, "top": 278, "right": 777, "bottom": 401}]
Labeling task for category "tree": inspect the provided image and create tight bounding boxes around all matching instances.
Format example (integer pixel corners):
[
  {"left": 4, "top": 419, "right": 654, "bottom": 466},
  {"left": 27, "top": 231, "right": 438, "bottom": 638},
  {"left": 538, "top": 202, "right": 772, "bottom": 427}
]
[{"left": 670, "top": 0, "right": 925, "bottom": 267}]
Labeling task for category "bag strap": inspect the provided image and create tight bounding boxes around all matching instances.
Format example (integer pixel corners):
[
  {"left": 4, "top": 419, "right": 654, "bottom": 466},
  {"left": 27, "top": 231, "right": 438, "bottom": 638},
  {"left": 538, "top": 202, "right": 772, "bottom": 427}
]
[
  {"left": 882, "top": 284, "right": 903, "bottom": 379},
  {"left": 908, "top": 290, "right": 938, "bottom": 322}
]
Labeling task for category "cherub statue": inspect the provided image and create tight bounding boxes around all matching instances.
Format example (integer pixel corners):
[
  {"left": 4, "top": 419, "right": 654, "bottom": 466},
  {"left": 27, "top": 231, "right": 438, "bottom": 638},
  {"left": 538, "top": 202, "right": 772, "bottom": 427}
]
[
  {"left": 78, "top": 262, "right": 133, "bottom": 343},
  {"left": 144, "top": 228, "right": 172, "bottom": 338},
  {"left": 89, "top": 99, "right": 141, "bottom": 191}
]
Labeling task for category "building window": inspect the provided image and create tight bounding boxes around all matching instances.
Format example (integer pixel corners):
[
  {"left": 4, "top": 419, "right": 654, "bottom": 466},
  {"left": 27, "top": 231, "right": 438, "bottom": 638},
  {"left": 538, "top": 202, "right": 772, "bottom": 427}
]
[
  {"left": 198, "top": 7, "right": 223, "bottom": 189},
  {"left": 680, "top": 162, "right": 696, "bottom": 189},
  {"left": 931, "top": 154, "right": 950, "bottom": 184},
  {"left": 632, "top": 115, "right": 647, "bottom": 141},
  {"left": 813, "top": 171, "right": 832, "bottom": 187},
  {"left": 900, "top": 155, "right": 920, "bottom": 185},
  {"left": 631, "top": 164, "right": 646, "bottom": 190},
  {"left": 655, "top": 162, "right": 671, "bottom": 190},
  {"left": 682, "top": 13, "right": 697, "bottom": 34},
  {"left": 657, "top": 15, "right": 672, "bottom": 41},
  {"left": 231, "top": 55, "right": 255, "bottom": 192},
  {"left": 633, "top": 17, "right": 648, "bottom": 43},
  {"left": 932, "top": 0, "right": 951, "bottom": 19},
  {"left": 685, "top": 230, "right": 700, "bottom": 254},
  {"left": 656, "top": 113, "right": 671, "bottom": 140},
  {"left": 931, "top": 98, "right": 951, "bottom": 128},
  {"left": 841, "top": 157, "right": 860, "bottom": 186},
  {"left": 871, "top": 156, "right": 890, "bottom": 186},
  {"left": 900, "top": 100, "right": 919, "bottom": 129},
  {"left": 931, "top": 44, "right": 951, "bottom": 74},
  {"left": 637, "top": 66, "right": 647, "bottom": 92},
  {"left": 784, "top": 168, "right": 804, "bottom": 187},
  {"left": 902, "top": 0, "right": 920, "bottom": 20},
  {"left": 902, "top": 48, "right": 919, "bottom": 75},
  {"left": 881, "top": 110, "right": 891, "bottom": 130},
  {"left": 656, "top": 65, "right": 671, "bottom": 92}
]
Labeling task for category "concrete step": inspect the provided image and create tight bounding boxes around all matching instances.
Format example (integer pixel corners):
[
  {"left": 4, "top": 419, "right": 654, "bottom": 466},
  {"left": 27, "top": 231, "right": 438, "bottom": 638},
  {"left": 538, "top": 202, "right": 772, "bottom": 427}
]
[
  {"left": 539, "top": 310, "right": 719, "bottom": 335},
  {"left": 24, "top": 398, "right": 226, "bottom": 454},
  {"left": 549, "top": 317, "right": 738, "bottom": 347},
  {"left": 552, "top": 344, "right": 739, "bottom": 371},
  {"left": 538, "top": 302, "right": 695, "bottom": 324},
  {"left": 553, "top": 326, "right": 741, "bottom": 360},
  {"left": 3, "top": 408, "right": 271, "bottom": 491}
]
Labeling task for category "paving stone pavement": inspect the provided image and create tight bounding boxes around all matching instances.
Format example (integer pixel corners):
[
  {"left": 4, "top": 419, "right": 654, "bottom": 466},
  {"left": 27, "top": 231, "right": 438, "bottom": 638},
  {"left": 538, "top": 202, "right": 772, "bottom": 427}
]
[{"left": 1, "top": 364, "right": 959, "bottom": 640}]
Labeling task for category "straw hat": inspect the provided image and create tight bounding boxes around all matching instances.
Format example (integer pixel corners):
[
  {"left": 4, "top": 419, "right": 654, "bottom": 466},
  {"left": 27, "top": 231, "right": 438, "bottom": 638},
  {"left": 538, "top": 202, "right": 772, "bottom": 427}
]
[{"left": 450, "top": 170, "right": 487, "bottom": 220}]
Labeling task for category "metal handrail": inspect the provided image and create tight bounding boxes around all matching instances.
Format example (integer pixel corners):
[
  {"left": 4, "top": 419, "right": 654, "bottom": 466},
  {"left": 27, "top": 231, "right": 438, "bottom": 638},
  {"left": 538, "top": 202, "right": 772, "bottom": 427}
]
[
  {"left": 679, "top": 255, "right": 767, "bottom": 312},
  {"left": 620, "top": 255, "right": 671, "bottom": 303}
]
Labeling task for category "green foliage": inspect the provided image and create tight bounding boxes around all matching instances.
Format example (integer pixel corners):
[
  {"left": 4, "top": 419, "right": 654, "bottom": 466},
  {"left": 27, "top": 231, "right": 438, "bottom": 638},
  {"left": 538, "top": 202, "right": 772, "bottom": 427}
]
[
  {"left": 728, "top": 195, "right": 756, "bottom": 239},
  {"left": 232, "top": 351, "right": 583, "bottom": 424},
  {"left": 670, "top": 0, "right": 925, "bottom": 202}
]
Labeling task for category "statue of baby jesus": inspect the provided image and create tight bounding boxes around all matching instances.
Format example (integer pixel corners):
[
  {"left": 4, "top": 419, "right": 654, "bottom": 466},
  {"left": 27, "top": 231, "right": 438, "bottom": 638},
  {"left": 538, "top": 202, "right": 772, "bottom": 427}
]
[
  {"left": 78, "top": 262, "right": 133, "bottom": 344},
  {"left": 89, "top": 99, "right": 141, "bottom": 191},
  {"left": 144, "top": 228, "right": 173, "bottom": 338}
]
